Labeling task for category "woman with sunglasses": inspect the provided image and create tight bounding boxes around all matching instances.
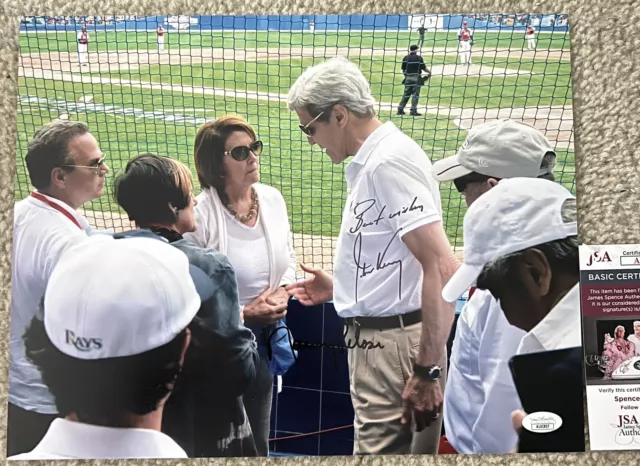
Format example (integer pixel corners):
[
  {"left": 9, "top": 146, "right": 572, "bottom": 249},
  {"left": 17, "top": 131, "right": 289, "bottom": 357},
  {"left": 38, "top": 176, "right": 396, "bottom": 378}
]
[{"left": 185, "top": 115, "right": 297, "bottom": 457}]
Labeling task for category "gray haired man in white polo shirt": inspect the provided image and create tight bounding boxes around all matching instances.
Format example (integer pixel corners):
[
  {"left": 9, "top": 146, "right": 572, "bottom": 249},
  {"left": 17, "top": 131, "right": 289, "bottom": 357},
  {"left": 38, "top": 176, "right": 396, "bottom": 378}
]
[
  {"left": 430, "top": 119, "right": 559, "bottom": 454},
  {"left": 285, "top": 56, "right": 459, "bottom": 455},
  {"left": 9, "top": 120, "right": 109, "bottom": 456},
  {"left": 9, "top": 235, "right": 200, "bottom": 459}
]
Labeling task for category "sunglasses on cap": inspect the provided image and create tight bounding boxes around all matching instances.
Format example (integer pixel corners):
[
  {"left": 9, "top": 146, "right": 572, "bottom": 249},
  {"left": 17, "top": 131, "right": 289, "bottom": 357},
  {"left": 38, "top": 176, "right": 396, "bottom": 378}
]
[
  {"left": 453, "top": 172, "right": 499, "bottom": 193},
  {"left": 299, "top": 111, "right": 325, "bottom": 137},
  {"left": 225, "top": 140, "right": 264, "bottom": 161}
]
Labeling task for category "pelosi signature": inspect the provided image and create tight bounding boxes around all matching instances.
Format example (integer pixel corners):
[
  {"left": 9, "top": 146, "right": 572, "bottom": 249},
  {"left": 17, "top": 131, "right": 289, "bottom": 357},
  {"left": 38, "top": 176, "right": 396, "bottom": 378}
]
[{"left": 266, "top": 322, "right": 385, "bottom": 370}]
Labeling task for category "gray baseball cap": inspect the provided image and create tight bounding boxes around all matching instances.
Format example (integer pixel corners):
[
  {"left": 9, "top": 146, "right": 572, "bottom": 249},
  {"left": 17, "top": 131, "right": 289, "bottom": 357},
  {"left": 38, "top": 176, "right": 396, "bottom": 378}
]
[{"left": 431, "top": 119, "right": 556, "bottom": 182}]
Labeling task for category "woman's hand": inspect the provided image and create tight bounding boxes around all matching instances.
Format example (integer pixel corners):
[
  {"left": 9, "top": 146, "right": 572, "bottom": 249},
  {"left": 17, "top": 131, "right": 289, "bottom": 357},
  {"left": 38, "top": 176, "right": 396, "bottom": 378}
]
[
  {"left": 243, "top": 288, "right": 288, "bottom": 326},
  {"left": 266, "top": 286, "right": 290, "bottom": 307}
]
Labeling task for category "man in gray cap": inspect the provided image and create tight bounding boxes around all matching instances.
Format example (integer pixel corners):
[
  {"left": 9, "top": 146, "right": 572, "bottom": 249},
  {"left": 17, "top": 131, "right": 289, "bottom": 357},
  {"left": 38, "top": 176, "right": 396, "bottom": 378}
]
[{"left": 430, "top": 119, "right": 558, "bottom": 454}]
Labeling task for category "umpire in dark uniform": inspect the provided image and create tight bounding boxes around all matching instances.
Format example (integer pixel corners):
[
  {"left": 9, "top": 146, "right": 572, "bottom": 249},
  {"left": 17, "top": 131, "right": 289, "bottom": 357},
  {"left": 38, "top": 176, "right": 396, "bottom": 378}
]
[{"left": 397, "top": 45, "right": 430, "bottom": 116}]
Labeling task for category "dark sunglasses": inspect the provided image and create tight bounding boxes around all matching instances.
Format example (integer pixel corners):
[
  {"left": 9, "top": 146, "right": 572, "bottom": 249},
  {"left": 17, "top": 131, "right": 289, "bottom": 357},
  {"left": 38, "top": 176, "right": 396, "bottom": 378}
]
[
  {"left": 298, "top": 111, "right": 325, "bottom": 137},
  {"left": 225, "top": 140, "right": 263, "bottom": 161},
  {"left": 453, "top": 173, "right": 498, "bottom": 193}
]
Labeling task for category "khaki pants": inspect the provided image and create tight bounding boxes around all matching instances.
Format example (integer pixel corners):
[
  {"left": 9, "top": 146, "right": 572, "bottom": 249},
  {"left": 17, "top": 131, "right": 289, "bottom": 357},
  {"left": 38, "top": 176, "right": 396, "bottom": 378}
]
[{"left": 345, "top": 321, "right": 447, "bottom": 455}]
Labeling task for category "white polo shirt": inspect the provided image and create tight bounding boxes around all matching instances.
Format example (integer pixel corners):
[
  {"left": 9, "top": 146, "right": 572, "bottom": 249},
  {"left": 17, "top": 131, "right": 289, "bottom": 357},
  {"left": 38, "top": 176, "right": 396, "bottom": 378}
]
[
  {"left": 8, "top": 418, "right": 188, "bottom": 459},
  {"left": 517, "top": 283, "right": 581, "bottom": 355},
  {"left": 443, "top": 289, "right": 525, "bottom": 454},
  {"left": 333, "top": 121, "right": 442, "bottom": 318},
  {"left": 10, "top": 192, "right": 90, "bottom": 414}
]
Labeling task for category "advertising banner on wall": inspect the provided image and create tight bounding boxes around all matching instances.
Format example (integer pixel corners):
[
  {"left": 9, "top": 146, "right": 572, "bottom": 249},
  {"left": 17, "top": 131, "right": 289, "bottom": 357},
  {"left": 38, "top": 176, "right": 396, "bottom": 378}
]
[{"left": 408, "top": 14, "right": 443, "bottom": 31}]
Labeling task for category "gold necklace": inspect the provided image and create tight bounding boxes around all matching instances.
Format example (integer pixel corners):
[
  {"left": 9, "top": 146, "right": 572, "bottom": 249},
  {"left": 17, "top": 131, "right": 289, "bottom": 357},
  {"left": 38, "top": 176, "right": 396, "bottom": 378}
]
[{"left": 226, "top": 188, "right": 259, "bottom": 224}]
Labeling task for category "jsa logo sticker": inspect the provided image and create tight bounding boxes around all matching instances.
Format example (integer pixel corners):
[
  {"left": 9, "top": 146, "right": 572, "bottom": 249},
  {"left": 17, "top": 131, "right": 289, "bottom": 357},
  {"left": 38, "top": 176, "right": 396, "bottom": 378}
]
[{"left": 586, "top": 251, "right": 612, "bottom": 267}]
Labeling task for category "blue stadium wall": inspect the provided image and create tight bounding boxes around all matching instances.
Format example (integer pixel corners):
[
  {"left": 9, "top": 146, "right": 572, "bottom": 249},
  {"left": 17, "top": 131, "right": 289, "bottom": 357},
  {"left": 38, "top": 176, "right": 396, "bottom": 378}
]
[{"left": 19, "top": 14, "right": 569, "bottom": 33}]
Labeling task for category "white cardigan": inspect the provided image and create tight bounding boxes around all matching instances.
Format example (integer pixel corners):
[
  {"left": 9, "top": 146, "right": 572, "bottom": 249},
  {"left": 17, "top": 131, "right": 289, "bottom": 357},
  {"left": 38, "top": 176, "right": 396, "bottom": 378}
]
[{"left": 184, "top": 183, "right": 297, "bottom": 294}]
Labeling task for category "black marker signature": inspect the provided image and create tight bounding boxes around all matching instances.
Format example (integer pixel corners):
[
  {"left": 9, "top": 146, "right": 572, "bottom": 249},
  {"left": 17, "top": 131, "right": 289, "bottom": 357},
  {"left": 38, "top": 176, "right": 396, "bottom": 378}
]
[
  {"left": 266, "top": 322, "right": 385, "bottom": 371},
  {"left": 353, "top": 229, "right": 403, "bottom": 303},
  {"left": 349, "top": 196, "right": 424, "bottom": 234},
  {"left": 349, "top": 199, "right": 386, "bottom": 234}
]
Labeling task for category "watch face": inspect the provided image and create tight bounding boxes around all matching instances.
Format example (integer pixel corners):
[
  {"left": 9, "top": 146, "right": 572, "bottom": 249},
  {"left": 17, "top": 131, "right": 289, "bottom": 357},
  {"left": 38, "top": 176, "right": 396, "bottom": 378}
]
[{"left": 429, "top": 367, "right": 442, "bottom": 379}]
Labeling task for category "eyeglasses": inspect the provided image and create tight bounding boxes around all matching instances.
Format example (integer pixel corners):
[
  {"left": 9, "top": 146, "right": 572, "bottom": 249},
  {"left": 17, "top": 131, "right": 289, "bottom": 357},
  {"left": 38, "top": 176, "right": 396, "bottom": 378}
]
[
  {"left": 453, "top": 173, "right": 497, "bottom": 193},
  {"left": 298, "top": 111, "right": 325, "bottom": 137},
  {"left": 62, "top": 156, "right": 107, "bottom": 176},
  {"left": 225, "top": 140, "right": 263, "bottom": 161}
]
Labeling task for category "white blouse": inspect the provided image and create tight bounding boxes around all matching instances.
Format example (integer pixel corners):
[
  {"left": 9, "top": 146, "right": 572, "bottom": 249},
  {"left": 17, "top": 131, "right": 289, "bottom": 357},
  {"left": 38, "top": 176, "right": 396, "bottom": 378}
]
[{"left": 223, "top": 209, "right": 271, "bottom": 306}]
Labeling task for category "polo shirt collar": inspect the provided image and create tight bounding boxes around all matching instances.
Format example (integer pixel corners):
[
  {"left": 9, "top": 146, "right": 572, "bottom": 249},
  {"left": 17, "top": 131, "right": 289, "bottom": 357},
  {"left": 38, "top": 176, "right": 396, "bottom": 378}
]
[
  {"left": 518, "top": 283, "right": 581, "bottom": 354},
  {"left": 345, "top": 121, "right": 399, "bottom": 184},
  {"left": 30, "top": 418, "right": 188, "bottom": 459},
  {"left": 29, "top": 190, "right": 90, "bottom": 230}
]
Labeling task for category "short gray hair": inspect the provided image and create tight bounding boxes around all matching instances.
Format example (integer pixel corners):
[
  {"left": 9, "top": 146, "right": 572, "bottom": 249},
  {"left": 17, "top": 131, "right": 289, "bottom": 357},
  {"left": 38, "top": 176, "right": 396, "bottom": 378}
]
[
  {"left": 540, "top": 151, "right": 557, "bottom": 171},
  {"left": 26, "top": 120, "right": 89, "bottom": 189},
  {"left": 286, "top": 56, "right": 377, "bottom": 120},
  {"left": 537, "top": 151, "right": 557, "bottom": 181}
]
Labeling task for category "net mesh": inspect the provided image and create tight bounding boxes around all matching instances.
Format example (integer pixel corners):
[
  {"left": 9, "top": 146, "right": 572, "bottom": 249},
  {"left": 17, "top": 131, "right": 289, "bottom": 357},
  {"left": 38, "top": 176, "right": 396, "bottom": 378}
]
[{"left": 17, "top": 14, "right": 573, "bottom": 274}]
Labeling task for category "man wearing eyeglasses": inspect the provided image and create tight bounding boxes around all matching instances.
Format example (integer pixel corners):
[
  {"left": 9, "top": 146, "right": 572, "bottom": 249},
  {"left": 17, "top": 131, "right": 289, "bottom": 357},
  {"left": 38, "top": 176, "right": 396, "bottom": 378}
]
[
  {"left": 285, "top": 56, "right": 458, "bottom": 455},
  {"left": 430, "top": 118, "right": 558, "bottom": 454},
  {"left": 8, "top": 119, "right": 109, "bottom": 457}
]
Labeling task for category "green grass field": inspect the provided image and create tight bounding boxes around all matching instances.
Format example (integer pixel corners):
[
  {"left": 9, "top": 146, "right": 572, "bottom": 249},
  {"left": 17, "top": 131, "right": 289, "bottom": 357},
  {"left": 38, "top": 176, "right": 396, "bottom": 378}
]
[
  {"left": 19, "top": 30, "right": 572, "bottom": 53},
  {"left": 16, "top": 30, "right": 575, "bottom": 251}
]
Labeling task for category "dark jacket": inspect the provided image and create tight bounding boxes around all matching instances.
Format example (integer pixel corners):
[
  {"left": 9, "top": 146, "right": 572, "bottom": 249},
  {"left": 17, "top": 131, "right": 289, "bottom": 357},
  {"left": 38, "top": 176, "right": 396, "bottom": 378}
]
[
  {"left": 114, "top": 228, "right": 260, "bottom": 457},
  {"left": 401, "top": 52, "right": 427, "bottom": 77}
]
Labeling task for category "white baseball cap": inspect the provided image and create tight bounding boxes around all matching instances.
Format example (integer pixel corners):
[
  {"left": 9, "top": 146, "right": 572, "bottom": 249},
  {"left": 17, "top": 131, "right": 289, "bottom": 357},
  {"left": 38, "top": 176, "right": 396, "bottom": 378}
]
[
  {"left": 441, "top": 177, "right": 577, "bottom": 303},
  {"left": 432, "top": 119, "right": 556, "bottom": 182},
  {"left": 44, "top": 235, "right": 201, "bottom": 360}
]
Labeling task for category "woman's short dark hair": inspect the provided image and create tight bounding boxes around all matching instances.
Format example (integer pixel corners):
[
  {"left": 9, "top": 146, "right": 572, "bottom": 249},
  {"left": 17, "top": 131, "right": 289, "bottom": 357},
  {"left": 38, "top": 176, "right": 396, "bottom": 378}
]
[
  {"left": 23, "top": 316, "right": 188, "bottom": 427},
  {"left": 114, "top": 154, "right": 193, "bottom": 228},
  {"left": 193, "top": 115, "right": 257, "bottom": 195}
]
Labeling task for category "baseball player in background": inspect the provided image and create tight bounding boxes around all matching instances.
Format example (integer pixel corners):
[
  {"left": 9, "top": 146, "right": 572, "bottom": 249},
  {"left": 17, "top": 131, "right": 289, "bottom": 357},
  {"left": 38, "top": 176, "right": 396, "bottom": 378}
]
[
  {"left": 526, "top": 25, "right": 536, "bottom": 50},
  {"left": 417, "top": 23, "right": 426, "bottom": 49},
  {"left": 77, "top": 25, "right": 88, "bottom": 67},
  {"left": 157, "top": 24, "right": 165, "bottom": 52},
  {"left": 309, "top": 20, "right": 315, "bottom": 34},
  {"left": 457, "top": 20, "right": 473, "bottom": 65}
]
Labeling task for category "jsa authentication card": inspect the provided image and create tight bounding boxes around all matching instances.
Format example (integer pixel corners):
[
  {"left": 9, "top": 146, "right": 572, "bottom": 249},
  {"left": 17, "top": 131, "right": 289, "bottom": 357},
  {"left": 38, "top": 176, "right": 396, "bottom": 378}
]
[{"left": 580, "top": 244, "right": 640, "bottom": 450}]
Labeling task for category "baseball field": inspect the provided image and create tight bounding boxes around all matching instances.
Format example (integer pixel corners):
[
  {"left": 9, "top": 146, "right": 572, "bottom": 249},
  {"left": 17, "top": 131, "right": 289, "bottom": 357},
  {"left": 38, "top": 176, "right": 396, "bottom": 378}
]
[{"left": 16, "top": 28, "right": 575, "bottom": 272}]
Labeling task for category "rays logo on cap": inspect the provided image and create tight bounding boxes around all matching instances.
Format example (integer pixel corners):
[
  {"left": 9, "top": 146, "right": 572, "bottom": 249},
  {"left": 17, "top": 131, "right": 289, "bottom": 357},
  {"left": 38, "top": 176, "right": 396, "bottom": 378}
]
[{"left": 65, "top": 329, "right": 103, "bottom": 352}]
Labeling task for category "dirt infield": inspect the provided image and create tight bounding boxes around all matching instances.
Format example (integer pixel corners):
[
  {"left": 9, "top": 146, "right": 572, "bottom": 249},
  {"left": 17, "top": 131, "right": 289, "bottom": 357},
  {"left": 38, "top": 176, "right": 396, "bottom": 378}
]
[
  {"left": 79, "top": 208, "right": 465, "bottom": 276},
  {"left": 454, "top": 105, "right": 574, "bottom": 150},
  {"left": 24, "top": 42, "right": 566, "bottom": 271},
  {"left": 16, "top": 67, "right": 571, "bottom": 146},
  {"left": 19, "top": 46, "right": 570, "bottom": 74}
]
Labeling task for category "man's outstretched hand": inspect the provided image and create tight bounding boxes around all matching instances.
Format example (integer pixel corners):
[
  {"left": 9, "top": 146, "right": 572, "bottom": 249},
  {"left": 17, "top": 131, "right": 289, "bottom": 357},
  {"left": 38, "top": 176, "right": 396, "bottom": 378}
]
[{"left": 284, "top": 263, "right": 333, "bottom": 306}]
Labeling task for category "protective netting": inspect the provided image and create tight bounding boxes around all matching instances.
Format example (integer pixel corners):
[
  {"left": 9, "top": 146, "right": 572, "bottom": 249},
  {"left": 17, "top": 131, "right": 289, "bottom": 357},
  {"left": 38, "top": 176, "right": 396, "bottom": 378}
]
[{"left": 17, "top": 14, "right": 573, "bottom": 274}]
